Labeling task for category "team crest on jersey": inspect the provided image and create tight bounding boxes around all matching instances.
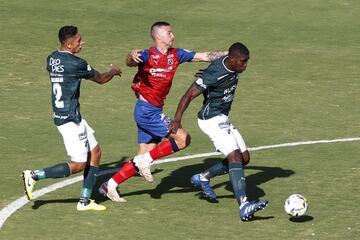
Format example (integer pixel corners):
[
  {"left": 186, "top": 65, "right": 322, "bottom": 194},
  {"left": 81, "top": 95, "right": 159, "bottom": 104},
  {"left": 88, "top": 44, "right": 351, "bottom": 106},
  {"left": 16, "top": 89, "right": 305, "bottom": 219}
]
[{"left": 167, "top": 54, "right": 174, "bottom": 65}]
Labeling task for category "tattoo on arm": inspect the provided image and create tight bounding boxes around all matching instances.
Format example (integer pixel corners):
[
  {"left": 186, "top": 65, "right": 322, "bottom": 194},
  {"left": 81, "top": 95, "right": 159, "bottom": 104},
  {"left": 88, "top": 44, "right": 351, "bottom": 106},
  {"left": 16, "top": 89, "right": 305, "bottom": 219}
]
[{"left": 206, "top": 51, "right": 227, "bottom": 61}]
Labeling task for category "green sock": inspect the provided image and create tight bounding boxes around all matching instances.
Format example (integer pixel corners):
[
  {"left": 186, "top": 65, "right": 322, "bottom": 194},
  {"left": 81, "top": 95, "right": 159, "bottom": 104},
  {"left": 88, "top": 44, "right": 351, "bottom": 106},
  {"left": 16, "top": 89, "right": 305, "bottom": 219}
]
[
  {"left": 42, "top": 163, "right": 71, "bottom": 179},
  {"left": 228, "top": 162, "right": 247, "bottom": 205},
  {"left": 202, "top": 158, "right": 229, "bottom": 179},
  {"left": 33, "top": 169, "right": 46, "bottom": 180},
  {"left": 81, "top": 166, "right": 99, "bottom": 198}
]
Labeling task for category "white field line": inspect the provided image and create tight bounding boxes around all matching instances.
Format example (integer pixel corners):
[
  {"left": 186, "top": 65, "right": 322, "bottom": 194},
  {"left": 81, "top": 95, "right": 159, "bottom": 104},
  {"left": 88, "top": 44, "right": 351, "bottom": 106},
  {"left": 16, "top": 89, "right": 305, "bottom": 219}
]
[{"left": 1, "top": 137, "right": 360, "bottom": 228}]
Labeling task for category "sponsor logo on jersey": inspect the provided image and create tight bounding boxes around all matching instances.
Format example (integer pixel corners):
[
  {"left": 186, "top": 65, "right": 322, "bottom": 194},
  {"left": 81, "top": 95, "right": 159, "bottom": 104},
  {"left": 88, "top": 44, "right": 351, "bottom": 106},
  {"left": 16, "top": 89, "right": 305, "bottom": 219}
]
[
  {"left": 53, "top": 113, "right": 69, "bottom": 119},
  {"left": 224, "top": 84, "right": 237, "bottom": 95},
  {"left": 222, "top": 94, "right": 234, "bottom": 103},
  {"left": 49, "top": 58, "right": 64, "bottom": 73},
  {"left": 149, "top": 66, "right": 173, "bottom": 78}
]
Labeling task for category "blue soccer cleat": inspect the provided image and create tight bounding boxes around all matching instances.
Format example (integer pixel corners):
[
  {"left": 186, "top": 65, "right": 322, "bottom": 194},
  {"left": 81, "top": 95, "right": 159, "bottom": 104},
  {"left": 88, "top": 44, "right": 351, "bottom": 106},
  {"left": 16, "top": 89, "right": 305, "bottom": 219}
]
[
  {"left": 191, "top": 174, "right": 217, "bottom": 200},
  {"left": 239, "top": 200, "right": 269, "bottom": 221}
]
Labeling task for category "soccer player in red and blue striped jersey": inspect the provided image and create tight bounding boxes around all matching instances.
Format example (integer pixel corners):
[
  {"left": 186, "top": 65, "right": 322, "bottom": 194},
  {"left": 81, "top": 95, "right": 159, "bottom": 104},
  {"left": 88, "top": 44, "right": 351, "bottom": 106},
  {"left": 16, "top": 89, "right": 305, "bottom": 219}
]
[{"left": 99, "top": 21, "right": 227, "bottom": 202}]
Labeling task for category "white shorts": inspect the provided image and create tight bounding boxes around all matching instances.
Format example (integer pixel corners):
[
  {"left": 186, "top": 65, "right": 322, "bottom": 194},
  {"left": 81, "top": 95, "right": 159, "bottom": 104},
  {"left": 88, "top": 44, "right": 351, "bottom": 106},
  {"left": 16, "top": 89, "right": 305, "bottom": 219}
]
[
  {"left": 56, "top": 119, "right": 98, "bottom": 162},
  {"left": 198, "top": 114, "right": 247, "bottom": 157}
]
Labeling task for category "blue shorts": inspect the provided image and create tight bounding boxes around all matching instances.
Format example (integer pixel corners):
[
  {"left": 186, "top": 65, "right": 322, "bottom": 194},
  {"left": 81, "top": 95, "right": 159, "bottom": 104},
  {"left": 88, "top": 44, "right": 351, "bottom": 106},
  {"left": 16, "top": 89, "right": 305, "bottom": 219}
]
[{"left": 134, "top": 99, "right": 172, "bottom": 144}]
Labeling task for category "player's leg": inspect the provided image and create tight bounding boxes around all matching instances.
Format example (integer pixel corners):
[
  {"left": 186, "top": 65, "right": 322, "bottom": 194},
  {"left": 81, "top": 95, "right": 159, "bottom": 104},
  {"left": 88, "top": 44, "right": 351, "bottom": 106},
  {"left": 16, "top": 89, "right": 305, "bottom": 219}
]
[
  {"left": 99, "top": 134, "right": 157, "bottom": 202},
  {"left": 226, "top": 150, "right": 267, "bottom": 221},
  {"left": 192, "top": 116, "right": 252, "bottom": 200},
  {"left": 132, "top": 100, "right": 190, "bottom": 181},
  {"left": 98, "top": 101, "right": 161, "bottom": 200},
  {"left": 22, "top": 121, "right": 88, "bottom": 201},
  {"left": 74, "top": 120, "right": 106, "bottom": 210}
]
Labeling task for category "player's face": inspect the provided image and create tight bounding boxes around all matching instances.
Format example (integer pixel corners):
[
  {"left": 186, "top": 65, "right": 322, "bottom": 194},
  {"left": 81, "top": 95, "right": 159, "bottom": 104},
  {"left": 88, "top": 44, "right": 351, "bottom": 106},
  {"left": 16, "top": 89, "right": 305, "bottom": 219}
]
[
  {"left": 232, "top": 54, "right": 249, "bottom": 73},
  {"left": 66, "top": 32, "right": 84, "bottom": 53},
  {"left": 159, "top": 26, "right": 175, "bottom": 47}
]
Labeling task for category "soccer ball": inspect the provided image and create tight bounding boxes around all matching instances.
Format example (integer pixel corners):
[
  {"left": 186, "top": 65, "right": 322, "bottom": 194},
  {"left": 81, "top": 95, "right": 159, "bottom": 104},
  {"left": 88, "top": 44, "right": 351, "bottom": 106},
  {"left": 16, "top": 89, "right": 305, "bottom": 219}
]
[{"left": 284, "top": 193, "right": 308, "bottom": 217}]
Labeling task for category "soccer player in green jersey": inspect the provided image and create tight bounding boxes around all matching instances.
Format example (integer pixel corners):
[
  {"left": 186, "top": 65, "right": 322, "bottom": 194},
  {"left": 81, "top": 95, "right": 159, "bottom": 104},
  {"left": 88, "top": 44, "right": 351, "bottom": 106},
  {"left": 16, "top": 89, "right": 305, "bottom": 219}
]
[
  {"left": 22, "top": 25, "right": 122, "bottom": 211},
  {"left": 168, "top": 42, "right": 268, "bottom": 221}
]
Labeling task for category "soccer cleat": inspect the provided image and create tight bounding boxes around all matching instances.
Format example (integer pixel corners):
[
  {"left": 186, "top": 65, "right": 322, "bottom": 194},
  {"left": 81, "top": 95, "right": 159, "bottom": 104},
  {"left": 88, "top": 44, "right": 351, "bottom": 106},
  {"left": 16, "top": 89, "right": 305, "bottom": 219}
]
[
  {"left": 191, "top": 174, "right": 217, "bottom": 200},
  {"left": 22, "top": 170, "right": 37, "bottom": 200},
  {"left": 133, "top": 155, "right": 154, "bottom": 183},
  {"left": 99, "top": 181, "right": 127, "bottom": 202},
  {"left": 77, "top": 199, "right": 106, "bottom": 211},
  {"left": 239, "top": 200, "right": 269, "bottom": 221}
]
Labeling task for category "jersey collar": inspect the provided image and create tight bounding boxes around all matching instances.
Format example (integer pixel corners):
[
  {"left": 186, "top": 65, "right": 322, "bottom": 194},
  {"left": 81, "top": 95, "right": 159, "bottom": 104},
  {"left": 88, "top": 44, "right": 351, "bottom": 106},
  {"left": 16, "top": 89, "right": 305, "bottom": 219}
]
[
  {"left": 222, "top": 56, "right": 234, "bottom": 73},
  {"left": 57, "top": 49, "right": 74, "bottom": 55}
]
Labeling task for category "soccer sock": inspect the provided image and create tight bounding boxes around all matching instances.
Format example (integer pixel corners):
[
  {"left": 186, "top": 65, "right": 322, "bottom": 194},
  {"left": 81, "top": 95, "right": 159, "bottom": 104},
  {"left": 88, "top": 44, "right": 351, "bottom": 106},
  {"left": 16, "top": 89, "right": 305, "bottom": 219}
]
[
  {"left": 37, "top": 163, "right": 71, "bottom": 180},
  {"left": 33, "top": 169, "right": 46, "bottom": 180},
  {"left": 111, "top": 161, "right": 137, "bottom": 185},
  {"left": 148, "top": 138, "right": 179, "bottom": 161},
  {"left": 202, "top": 158, "right": 229, "bottom": 180},
  {"left": 228, "top": 162, "right": 247, "bottom": 205},
  {"left": 81, "top": 165, "right": 99, "bottom": 198}
]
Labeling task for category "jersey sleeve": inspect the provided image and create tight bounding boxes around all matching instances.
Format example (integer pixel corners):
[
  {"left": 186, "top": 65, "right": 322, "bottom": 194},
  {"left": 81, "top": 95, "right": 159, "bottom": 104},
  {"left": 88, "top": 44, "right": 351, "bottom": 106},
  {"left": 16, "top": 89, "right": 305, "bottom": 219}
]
[
  {"left": 192, "top": 68, "right": 217, "bottom": 91},
  {"left": 177, "top": 48, "right": 196, "bottom": 64},
  {"left": 76, "top": 59, "right": 96, "bottom": 79},
  {"left": 138, "top": 49, "right": 150, "bottom": 63}
]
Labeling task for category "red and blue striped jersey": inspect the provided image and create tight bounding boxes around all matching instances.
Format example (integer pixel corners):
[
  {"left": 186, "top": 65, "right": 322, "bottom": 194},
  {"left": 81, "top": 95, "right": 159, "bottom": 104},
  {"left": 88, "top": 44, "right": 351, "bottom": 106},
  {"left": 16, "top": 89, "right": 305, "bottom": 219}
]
[{"left": 132, "top": 47, "right": 195, "bottom": 107}]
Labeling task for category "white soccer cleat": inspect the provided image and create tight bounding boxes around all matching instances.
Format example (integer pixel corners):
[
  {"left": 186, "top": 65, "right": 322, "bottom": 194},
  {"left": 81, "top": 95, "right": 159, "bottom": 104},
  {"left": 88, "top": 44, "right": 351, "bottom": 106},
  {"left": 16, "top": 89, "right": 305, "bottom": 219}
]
[
  {"left": 133, "top": 155, "right": 154, "bottom": 183},
  {"left": 22, "top": 170, "right": 37, "bottom": 200},
  {"left": 99, "top": 181, "right": 127, "bottom": 202}
]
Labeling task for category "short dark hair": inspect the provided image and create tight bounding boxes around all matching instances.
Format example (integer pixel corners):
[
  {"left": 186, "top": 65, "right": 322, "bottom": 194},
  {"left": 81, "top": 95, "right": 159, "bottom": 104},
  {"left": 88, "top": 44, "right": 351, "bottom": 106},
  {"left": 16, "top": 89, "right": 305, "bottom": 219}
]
[
  {"left": 150, "top": 21, "right": 170, "bottom": 39},
  {"left": 228, "top": 42, "right": 249, "bottom": 56},
  {"left": 58, "top": 26, "right": 78, "bottom": 44}
]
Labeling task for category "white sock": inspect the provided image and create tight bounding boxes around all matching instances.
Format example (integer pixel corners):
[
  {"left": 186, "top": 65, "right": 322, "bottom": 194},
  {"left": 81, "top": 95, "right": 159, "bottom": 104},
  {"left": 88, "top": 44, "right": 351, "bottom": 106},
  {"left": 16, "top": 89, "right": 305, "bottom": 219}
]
[
  {"left": 143, "top": 152, "right": 153, "bottom": 164},
  {"left": 108, "top": 178, "right": 118, "bottom": 188}
]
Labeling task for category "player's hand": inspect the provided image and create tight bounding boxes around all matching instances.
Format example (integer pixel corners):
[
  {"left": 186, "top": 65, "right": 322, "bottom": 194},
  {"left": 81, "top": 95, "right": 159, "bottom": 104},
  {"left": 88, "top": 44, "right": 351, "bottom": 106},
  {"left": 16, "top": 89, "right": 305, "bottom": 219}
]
[
  {"left": 168, "top": 120, "right": 182, "bottom": 134},
  {"left": 110, "top": 64, "right": 122, "bottom": 76},
  {"left": 194, "top": 69, "right": 205, "bottom": 78},
  {"left": 130, "top": 49, "right": 143, "bottom": 63}
]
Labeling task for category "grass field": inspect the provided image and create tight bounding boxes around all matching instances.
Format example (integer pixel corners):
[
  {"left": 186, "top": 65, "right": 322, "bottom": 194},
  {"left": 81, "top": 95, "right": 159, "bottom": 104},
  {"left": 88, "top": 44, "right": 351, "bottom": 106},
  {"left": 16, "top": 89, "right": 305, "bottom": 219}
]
[{"left": 1, "top": 0, "right": 359, "bottom": 239}]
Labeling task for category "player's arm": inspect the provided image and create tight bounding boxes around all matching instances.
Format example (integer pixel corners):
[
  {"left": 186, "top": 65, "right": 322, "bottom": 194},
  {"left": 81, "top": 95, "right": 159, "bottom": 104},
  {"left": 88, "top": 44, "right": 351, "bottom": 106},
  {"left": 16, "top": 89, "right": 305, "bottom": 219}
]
[
  {"left": 169, "top": 85, "right": 203, "bottom": 134},
  {"left": 125, "top": 49, "right": 143, "bottom": 67},
  {"left": 90, "top": 64, "right": 122, "bottom": 85},
  {"left": 191, "top": 51, "right": 228, "bottom": 62}
]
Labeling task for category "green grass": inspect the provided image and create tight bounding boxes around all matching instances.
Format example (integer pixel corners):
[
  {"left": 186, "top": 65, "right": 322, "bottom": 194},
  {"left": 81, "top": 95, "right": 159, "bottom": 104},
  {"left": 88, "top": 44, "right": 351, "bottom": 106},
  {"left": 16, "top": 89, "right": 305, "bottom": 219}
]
[{"left": 1, "top": 0, "right": 359, "bottom": 239}]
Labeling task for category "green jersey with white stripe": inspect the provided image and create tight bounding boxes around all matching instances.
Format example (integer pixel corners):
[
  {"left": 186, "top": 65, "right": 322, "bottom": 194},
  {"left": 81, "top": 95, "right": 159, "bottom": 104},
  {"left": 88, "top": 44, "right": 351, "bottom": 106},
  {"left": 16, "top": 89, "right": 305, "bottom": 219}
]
[
  {"left": 193, "top": 56, "right": 239, "bottom": 120},
  {"left": 46, "top": 50, "right": 95, "bottom": 126}
]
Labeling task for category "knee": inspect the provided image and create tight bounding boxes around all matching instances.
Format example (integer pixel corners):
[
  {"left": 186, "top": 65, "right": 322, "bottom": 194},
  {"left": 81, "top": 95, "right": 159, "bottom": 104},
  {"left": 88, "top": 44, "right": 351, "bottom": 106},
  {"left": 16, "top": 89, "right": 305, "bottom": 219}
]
[
  {"left": 93, "top": 145, "right": 102, "bottom": 159},
  {"left": 90, "top": 145, "right": 102, "bottom": 165},
  {"left": 70, "top": 162, "right": 86, "bottom": 173},
  {"left": 241, "top": 151, "right": 250, "bottom": 166}
]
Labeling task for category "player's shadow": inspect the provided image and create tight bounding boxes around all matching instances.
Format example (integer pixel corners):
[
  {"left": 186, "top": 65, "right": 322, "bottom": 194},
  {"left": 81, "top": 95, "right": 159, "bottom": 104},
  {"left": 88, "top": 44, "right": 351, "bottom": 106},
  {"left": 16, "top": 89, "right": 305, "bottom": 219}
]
[
  {"left": 153, "top": 158, "right": 294, "bottom": 201},
  {"left": 93, "top": 157, "right": 165, "bottom": 203},
  {"left": 32, "top": 198, "right": 79, "bottom": 209},
  {"left": 112, "top": 157, "right": 294, "bottom": 204},
  {"left": 30, "top": 156, "right": 165, "bottom": 209},
  {"left": 220, "top": 165, "right": 295, "bottom": 201}
]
